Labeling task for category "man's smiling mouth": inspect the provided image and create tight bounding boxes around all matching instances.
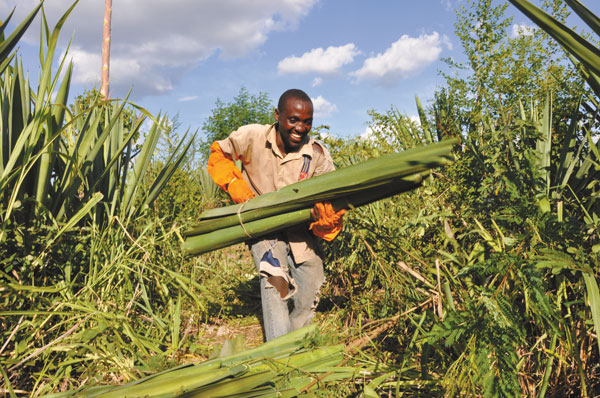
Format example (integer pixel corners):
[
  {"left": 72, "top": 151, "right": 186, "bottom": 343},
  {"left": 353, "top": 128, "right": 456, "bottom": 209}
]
[{"left": 290, "top": 132, "right": 303, "bottom": 142}]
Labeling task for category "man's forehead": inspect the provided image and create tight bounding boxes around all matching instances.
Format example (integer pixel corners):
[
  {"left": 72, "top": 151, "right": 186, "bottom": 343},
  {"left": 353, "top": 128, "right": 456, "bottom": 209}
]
[{"left": 281, "top": 97, "right": 313, "bottom": 113}]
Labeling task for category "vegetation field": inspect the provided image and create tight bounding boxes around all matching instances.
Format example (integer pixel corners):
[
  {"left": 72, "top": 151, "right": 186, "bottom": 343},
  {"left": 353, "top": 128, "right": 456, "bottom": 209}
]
[{"left": 1, "top": 0, "right": 600, "bottom": 397}]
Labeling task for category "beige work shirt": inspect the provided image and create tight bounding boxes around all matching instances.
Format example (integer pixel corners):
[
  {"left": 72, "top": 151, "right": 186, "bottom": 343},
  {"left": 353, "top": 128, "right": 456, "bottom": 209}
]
[{"left": 217, "top": 123, "right": 335, "bottom": 263}]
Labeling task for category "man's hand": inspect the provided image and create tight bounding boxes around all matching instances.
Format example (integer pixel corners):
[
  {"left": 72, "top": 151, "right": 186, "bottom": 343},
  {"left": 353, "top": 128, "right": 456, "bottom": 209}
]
[
  {"left": 309, "top": 202, "right": 345, "bottom": 241},
  {"left": 228, "top": 177, "right": 255, "bottom": 203}
]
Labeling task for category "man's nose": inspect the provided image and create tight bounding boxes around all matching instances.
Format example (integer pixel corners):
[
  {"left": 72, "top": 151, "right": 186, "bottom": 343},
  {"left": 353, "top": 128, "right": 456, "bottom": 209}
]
[{"left": 295, "top": 123, "right": 308, "bottom": 133}]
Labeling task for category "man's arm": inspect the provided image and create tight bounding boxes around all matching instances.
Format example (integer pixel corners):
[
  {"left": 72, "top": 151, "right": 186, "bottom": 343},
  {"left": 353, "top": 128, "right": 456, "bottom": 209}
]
[{"left": 207, "top": 141, "right": 254, "bottom": 203}]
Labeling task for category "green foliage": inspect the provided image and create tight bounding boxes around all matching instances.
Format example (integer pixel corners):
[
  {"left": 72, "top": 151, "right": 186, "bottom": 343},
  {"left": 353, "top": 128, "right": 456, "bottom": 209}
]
[
  {"left": 0, "top": 1, "right": 77, "bottom": 231},
  {"left": 0, "top": 217, "right": 208, "bottom": 395},
  {"left": 366, "top": 97, "right": 439, "bottom": 152},
  {"left": 320, "top": 64, "right": 599, "bottom": 394},
  {"left": 199, "top": 87, "right": 275, "bottom": 160},
  {"left": 152, "top": 166, "right": 222, "bottom": 223},
  {"left": 0, "top": 3, "right": 199, "bottom": 394},
  {"left": 443, "top": 0, "right": 583, "bottom": 135},
  {"left": 69, "top": 88, "right": 140, "bottom": 140},
  {"left": 0, "top": 4, "right": 195, "bottom": 234}
]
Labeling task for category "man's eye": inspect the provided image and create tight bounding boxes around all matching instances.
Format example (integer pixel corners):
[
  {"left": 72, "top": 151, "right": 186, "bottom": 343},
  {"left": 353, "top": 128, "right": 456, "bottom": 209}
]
[{"left": 289, "top": 118, "right": 298, "bottom": 123}]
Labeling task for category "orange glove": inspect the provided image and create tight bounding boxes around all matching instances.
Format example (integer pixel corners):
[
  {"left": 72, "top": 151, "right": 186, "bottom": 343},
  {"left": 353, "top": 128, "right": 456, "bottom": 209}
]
[
  {"left": 309, "top": 202, "right": 345, "bottom": 241},
  {"left": 227, "top": 177, "right": 255, "bottom": 203},
  {"left": 207, "top": 141, "right": 255, "bottom": 203}
]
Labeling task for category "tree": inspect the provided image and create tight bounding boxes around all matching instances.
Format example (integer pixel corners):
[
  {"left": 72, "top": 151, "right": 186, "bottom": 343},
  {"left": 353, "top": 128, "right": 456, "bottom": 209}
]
[
  {"left": 199, "top": 87, "right": 275, "bottom": 160},
  {"left": 441, "top": 0, "right": 583, "bottom": 137}
]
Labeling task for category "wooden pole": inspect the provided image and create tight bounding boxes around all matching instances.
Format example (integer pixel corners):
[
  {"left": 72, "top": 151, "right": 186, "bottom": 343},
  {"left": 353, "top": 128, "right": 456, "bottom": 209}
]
[{"left": 101, "top": 0, "right": 112, "bottom": 100}]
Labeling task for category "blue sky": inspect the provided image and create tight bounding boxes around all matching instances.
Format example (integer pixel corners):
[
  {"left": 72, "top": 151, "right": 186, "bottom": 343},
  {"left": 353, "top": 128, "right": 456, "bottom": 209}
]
[{"left": 1, "top": 0, "right": 599, "bottom": 140}]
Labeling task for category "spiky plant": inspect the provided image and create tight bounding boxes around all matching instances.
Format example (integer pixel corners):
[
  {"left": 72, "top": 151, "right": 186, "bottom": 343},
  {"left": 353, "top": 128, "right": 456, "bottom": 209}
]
[{"left": 0, "top": 1, "right": 195, "bottom": 240}]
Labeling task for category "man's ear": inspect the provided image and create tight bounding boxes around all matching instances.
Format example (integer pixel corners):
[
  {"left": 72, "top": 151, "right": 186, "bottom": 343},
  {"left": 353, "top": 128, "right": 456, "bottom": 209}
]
[{"left": 274, "top": 107, "right": 279, "bottom": 123}]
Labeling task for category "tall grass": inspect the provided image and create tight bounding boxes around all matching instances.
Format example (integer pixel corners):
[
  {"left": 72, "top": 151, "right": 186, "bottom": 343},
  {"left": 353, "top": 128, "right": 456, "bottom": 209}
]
[{"left": 0, "top": 2, "right": 200, "bottom": 395}]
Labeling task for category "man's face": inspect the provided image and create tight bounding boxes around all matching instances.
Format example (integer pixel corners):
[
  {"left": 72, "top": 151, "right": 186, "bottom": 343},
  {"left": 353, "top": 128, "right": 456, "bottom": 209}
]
[{"left": 275, "top": 97, "right": 313, "bottom": 153}]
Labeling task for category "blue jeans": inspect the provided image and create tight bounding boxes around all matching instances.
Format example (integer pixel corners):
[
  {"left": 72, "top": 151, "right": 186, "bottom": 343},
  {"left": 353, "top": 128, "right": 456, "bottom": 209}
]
[{"left": 249, "top": 238, "right": 325, "bottom": 341}]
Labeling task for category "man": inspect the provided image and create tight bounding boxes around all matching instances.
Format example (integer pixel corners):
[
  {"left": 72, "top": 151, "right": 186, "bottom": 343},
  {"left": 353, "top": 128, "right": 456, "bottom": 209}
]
[{"left": 207, "top": 89, "right": 345, "bottom": 340}]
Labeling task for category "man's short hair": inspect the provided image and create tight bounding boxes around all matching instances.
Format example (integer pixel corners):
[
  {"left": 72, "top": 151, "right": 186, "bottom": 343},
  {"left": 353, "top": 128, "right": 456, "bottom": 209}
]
[{"left": 278, "top": 89, "right": 312, "bottom": 110}]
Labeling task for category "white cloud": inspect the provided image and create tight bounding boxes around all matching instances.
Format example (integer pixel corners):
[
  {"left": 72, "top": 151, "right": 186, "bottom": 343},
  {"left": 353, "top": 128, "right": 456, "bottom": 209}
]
[
  {"left": 441, "top": 0, "right": 452, "bottom": 11},
  {"left": 2, "top": 0, "right": 317, "bottom": 97},
  {"left": 179, "top": 96, "right": 199, "bottom": 102},
  {"left": 351, "top": 32, "right": 443, "bottom": 85},
  {"left": 312, "top": 77, "right": 323, "bottom": 87},
  {"left": 278, "top": 43, "right": 359, "bottom": 75},
  {"left": 314, "top": 130, "right": 331, "bottom": 139},
  {"left": 442, "top": 34, "right": 453, "bottom": 51},
  {"left": 67, "top": 46, "right": 174, "bottom": 96},
  {"left": 511, "top": 23, "right": 536, "bottom": 38},
  {"left": 360, "top": 126, "right": 375, "bottom": 141},
  {"left": 311, "top": 96, "right": 337, "bottom": 119},
  {"left": 409, "top": 115, "right": 421, "bottom": 126},
  {"left": 67, "top": 47, "right": 101, "bottom": 87}
]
